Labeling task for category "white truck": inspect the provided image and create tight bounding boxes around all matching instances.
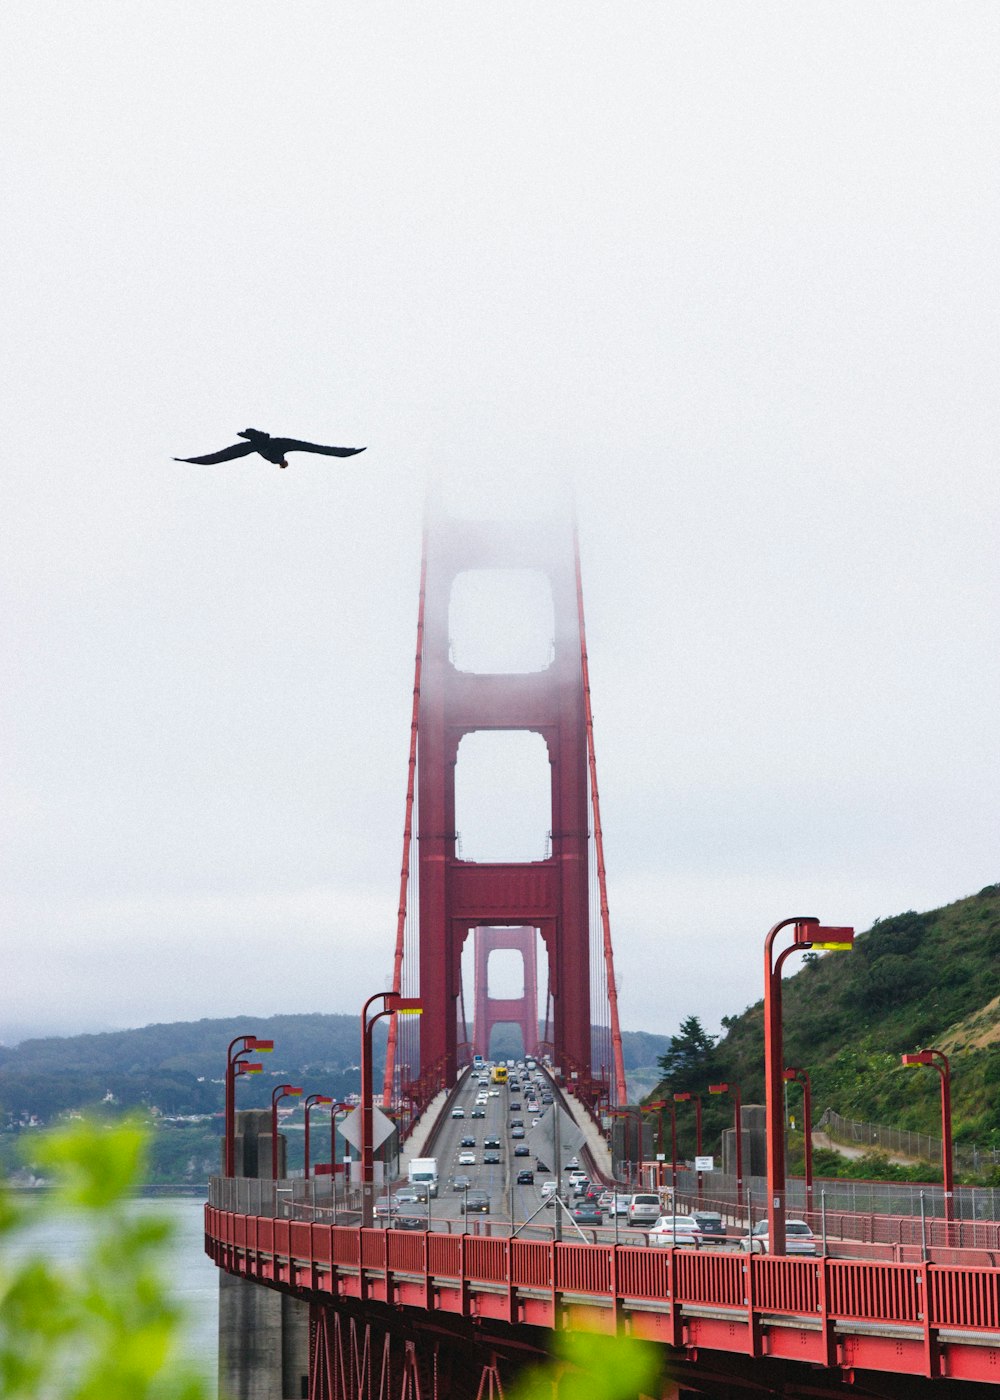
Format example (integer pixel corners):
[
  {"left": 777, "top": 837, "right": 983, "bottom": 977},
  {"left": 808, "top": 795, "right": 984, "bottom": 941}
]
[{"left": 407, "top": 1157, "right": 439, "bottom": 1198}]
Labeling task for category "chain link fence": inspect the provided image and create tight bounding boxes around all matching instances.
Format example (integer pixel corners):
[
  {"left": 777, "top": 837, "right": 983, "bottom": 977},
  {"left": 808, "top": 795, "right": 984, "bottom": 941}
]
[{"left": 819, "top": 1108, "right": 1000, "bottom": 1172}]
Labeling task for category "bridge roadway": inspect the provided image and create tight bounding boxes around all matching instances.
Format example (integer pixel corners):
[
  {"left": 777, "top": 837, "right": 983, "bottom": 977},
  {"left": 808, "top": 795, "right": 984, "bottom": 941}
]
[{"left": 207, "top": 1071, "right": 1000, "bottom": 1396}]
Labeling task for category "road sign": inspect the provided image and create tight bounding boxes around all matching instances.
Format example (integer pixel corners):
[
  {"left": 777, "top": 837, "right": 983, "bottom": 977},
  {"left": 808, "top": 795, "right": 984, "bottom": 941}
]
[{"left": 339, "top": 1106, "right": 395, "bottom": 1152}]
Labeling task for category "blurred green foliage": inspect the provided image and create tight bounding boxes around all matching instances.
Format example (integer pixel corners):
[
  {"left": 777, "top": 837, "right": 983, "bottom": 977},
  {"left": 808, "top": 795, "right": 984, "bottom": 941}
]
[
  {"left": 513, "top": 1328, "right": 661, "bottom": 1400},
  {"left": 0, "top": 1120, "right": 209, "bottom": 1400}
]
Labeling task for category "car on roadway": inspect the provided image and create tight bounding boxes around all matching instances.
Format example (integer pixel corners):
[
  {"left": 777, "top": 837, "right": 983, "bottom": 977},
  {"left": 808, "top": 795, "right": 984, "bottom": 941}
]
[
  {"left": 471, "top": 1107, "right": 486, "bottom": 1119},
  {"left": 571, "top": 1201, "right": 603, "bottom": 1225},
  {"left": 627, "top": 1193, "right": 662, "bottom": 1227},
  {"left": 540, "top": 1180, "right": 558, "bottom": 1197},
  {"left": 608, "top": 1193, "right": 631, "bottom": 1216},
  {"left": 394, "top": 1187, "right": 426, "bottom": 1206},
  {"left": 488, "top": 1089, "right": 500, "bottom": 1097},
  {"left": 462, "top": 1192, "right": 490, "bottom": 1214},
  {"left": 484, "top": 1136, "right": 501, "bottom": 1149},
  {"left": 392, "top": 1208, "right": 429, "bottom": 1231},
  {"left": 516, "top": 1169, "right": 534, "bottom": 1185},
  {"left": 692, "top": 1211, "right": 727, "bottom": 1242},
  {"left": 513, "top": 1145, "right": 530, "bottom": 1157},
  {"left": 374, "top": 1195, "right": 395, "bottom": 1220},
  {"left": 511, "top": 1127, "right": 525, "bottom": 1139},
  {"left": 648, "top": 1215, "right": 704, "bottom": 1248},
  {"left": 566, "top": 1156, "right": 580, "bottom": 1169},
  {"left": 452, "top": 1174, "right": 472, "bottom": 1191},
  {"left": 510, "top": 1101, "right": 521, "bottom": 1110},
  {"left": 742, "top": 1220, "right": 817, "bottom": 1255},
  {"left": 510, "top": 1119, "right": 524, "bottom": 1128},
  {"left": 541, "top": 1093, "right": 554, "bottom": 1104},
  {"left": 483, "top": 1152, "right": 501, "bottom": 1165},
  {"left": 460, "top": 1135, "right": 476, "bottom": 1148},
  {"left": 458, "top": 1151, "right": 476, "bottom": 1166},
  {"left": 572, "top": 1178, "right": 592, "bottom": 1197},
  {"left": 451, "top": 1107, "right": 465, "bottom": 1118}
]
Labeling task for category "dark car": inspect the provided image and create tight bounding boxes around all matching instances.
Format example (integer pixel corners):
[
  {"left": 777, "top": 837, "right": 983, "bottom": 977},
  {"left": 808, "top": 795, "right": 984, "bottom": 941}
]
[
  {"left": 471, "top": 1107, "right": 486, "bottom": 1119},
  {"left": 483, "top": 1152, "right": 501, "bottom": 1165},
  {"left": 571, "top": 1201, "right": 603, "bottom": 1225},
  {"left": 462, "top": 1192, "right": 490, "bottom": 1214},
  {"left": 452, "top": 1174, "right": 472, "bottom": 1190},
  {"left": 541, "top": 1093, "right": 553, "bottom": 1104},
  {"left": 393, "top": 1209, "right": 429, "bottom": 1231},
  {"left": 693, "top": 1212, "right": 727, "bottom": 1241},
  {"left": 484, "top": 1136, "right": 501, "bottom": 1149},
  {"left": 510, "top": 1102, "right": 521, "bottom": 1111},
  {"left": 513, "top": 1145, "right": 530, "bottom": 1157},
  {"left": 535, "top": 1159, "right": 550, "bottom": 1172},
  {"left": 460, "top": 1135, "right": 476, "bottom": 1148},
  {"left": 516, "top": 1169, "right": 535, "bottom": 1185},
  {"left": 510, "top": 1119, "right": 524, "bottom": 1128}
]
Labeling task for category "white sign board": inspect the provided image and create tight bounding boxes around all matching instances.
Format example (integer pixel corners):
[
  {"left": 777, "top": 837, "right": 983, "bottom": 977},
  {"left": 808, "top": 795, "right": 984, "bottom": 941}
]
[
  {"left": 694, "top": 1155, "right": 715, "bottom": 1172},
  {"left": 338, "top": 1106, "right": 395, "bottom": 1152}
]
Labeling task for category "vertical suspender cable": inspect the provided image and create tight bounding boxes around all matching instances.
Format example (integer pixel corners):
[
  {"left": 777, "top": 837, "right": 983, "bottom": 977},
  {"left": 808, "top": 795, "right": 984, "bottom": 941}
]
[
  {"left": 382, "top": 543, "right": 427, "bottom": 1110},
  {"left": 573, "top": 526, "right": 629, "bottom": 1107}
]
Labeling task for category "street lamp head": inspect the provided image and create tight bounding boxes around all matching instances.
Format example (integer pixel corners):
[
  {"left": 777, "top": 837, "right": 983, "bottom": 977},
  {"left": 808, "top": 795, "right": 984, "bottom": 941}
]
[
  {"left": 708, "top": 1083, "right": 729, "bottom": 1095},
  {"left": 799, "top": 924, "right": 854, "bottom": 951},
  {"left": 782, "top": 1069, "right": 797, "bottom": 1082},
  {"left": 236, "top": 1062, "right": 263, "bottom": 1075},
  {"left": 386, "top": 995, "right": 423, "bottom": 1015},
  {"left": 248, "top": 1039, "right": 274, "bottom": 1052},
  {"left": 313, "top": 1094, "right": 334, "bottom": 1105},
  {"left": 902, "top": 1051, "right": 936, "bottom": 1067},
  {"left": 673, "top": 1092, "right": 691, "bottom": 1103}
]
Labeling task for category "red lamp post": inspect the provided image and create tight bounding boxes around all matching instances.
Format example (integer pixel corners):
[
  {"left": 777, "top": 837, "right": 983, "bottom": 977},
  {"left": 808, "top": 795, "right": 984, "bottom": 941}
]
[
  {"left": 271, "top": 1083, "right": 303, "bottom": 1180},
  {"left": 902, "top": 1049, "right": 954, "bottom": 1223},
  {"left": 330, "top": 1101, "right": 352, "bottom": 1182},
  {"left": 303, "top": 1094, "right": 334, "bottom": 1179},
  {"left": 641, "top": 1101, "right": 670, "bottom": 1192},
  {"left": 765, "top": 918, "right": 853, "bottom": 1255},
  {"left": 224, "top": 1035, "right": 274, "bottom": 1176},
  {"left": 709, "top": 1082, "right": 743, "bottom": 1212},
  {"left": 674, "top": 1092, "right": 703, "bottom": 1202},
  {"left": 361, "top": 993, "right": 422, "bottom": 1226},
  {"left": 783, "top": 1067, "right": 813, "bottom": 1216}
]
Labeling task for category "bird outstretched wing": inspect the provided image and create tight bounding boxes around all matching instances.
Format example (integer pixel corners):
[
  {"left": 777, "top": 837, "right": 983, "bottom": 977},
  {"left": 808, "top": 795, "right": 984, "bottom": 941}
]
[
  {"left": 174, "top": 441, "right": 257, "bottom": 464},
  {"left": 271, "top": 439, "right": 367, "bottom": 458}
]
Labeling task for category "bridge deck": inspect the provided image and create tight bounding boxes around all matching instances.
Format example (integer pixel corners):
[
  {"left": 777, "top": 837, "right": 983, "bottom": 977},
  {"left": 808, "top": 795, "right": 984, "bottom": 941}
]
[{"left": 205, "top": 1204, "right": 1000, "bottom": 1386}]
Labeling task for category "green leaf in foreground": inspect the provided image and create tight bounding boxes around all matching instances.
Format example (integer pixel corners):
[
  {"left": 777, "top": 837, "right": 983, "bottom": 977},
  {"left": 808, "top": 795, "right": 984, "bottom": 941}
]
[{"left": 0, "top": 1118, "right": 210, "bottom": 1400}]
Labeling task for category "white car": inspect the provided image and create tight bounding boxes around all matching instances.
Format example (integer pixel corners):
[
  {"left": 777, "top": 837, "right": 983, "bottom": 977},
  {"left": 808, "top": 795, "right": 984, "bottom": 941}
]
[
  {"left": 609, "top": 1193, "right": 631, "bottom": 1216},
  {"left": 489, "top": 1089, "right": 500, "bottom": 1097},
  {"left": 742, "top": 1220, "right": 817, "bottom": 1255},
  {"left": 451, "top": 1107, "right": 465, "bottom": 1118},
  {"left": 648, "top": 1215, "right": 704, "bottom": 1248},
  {"left": 540, "top": 1180, "right": 558, "bottom": 1197},
  {"left": 457, "top": 1150, "right": 476, "bottom": 1166}
]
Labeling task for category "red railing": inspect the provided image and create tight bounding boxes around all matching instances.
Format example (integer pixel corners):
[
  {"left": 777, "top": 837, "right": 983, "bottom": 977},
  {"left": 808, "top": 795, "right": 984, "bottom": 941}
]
[{"left": 205, "top": 1207, "right": 1000, "bottom": 1383}]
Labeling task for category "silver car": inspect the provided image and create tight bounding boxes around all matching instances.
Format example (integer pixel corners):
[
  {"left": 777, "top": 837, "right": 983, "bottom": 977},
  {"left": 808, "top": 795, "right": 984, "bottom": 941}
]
[{"left": 742, "top": 1219, "right": 817, "bottom": 1255}]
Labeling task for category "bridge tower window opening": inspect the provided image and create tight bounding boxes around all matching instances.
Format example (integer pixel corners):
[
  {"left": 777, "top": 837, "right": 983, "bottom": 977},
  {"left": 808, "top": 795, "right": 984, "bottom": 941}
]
[
  {"left": 448, "top": 568, "right": 555, "bottom": 675},
  {"left": 454, "top": 730, "right": 551, "bottom": 864}
]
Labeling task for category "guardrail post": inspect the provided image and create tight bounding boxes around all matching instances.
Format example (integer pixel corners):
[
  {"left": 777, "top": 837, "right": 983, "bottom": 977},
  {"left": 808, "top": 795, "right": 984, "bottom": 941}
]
[
  {"left": 918, "top": 1268, "right": 941, "bottom": 1379},
  {"left": 745, "top": 1254, "right": 763, "bottom": 1358},
  {"left": 817, "top": 1256, "right": 836, "bottom": 1369}
]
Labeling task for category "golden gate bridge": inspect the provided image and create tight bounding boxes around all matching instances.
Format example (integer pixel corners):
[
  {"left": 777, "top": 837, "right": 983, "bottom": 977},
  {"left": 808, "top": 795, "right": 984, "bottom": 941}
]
[{"left": 205, "top": 507, "right": 1000, "bottom": 1399}]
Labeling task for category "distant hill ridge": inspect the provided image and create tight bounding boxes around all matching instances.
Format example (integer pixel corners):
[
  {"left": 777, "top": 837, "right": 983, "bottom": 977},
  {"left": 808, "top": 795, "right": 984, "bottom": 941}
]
[{"left": 0, "top": 1012, "right": 670, "bottom": 1125}]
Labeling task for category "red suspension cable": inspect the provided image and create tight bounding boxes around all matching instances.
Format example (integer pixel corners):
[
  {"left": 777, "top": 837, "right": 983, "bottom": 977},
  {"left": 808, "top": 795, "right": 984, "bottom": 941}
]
[
  {"left": 574, "top": 527, "right": 629, "bottom": 1106},
  {"left": 382, "top": 543, "right": 427, "bottom": 1109}
]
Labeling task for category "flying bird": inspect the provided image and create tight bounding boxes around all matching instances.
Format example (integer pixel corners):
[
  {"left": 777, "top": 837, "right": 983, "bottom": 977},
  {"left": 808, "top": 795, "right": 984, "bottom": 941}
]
[{"left": 174, "top": 428, "right": 366, "bottom": 469}]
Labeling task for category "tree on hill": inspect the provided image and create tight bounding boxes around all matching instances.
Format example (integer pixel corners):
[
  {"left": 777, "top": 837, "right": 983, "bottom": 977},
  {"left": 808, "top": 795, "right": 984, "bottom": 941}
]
[{"left": 655, "top": 1015, "right": 720, "bottom": 1094}]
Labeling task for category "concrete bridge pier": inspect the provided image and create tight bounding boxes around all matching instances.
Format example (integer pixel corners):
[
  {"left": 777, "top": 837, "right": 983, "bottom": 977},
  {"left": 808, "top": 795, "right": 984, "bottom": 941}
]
[{"left": 218, "top": 1108, "right": 309, "bottom": 1400}]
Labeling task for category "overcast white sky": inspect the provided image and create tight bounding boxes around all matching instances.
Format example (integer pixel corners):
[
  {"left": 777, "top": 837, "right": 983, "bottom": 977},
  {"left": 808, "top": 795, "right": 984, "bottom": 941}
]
[{"left": 2, "top": 4, "right": 998, "bottom": 1050}]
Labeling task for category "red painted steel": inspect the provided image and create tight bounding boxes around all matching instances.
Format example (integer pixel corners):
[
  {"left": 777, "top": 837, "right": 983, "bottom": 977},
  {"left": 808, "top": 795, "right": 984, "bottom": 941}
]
[
  {"left": 206, "top": 1207, "right": 1000, "bottom": 1386},
  {"left": 471, "top": 925, "right": 539, "bottom": 1060},
  {"left": 382, "top": 547, "right": 427, "bottom": 1110},
  {"left": 416, "top": 514, "right": 593, "bottom": 1090},
  {"left": 573, "top": 529, "right": 628, "bottom": 1107}
]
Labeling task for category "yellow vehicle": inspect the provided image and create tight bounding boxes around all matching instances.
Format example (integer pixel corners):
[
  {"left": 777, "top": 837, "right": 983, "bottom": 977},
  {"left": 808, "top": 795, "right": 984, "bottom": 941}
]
[{"left": 491, "top": 1065, "right": 508, "bottom": 1084}]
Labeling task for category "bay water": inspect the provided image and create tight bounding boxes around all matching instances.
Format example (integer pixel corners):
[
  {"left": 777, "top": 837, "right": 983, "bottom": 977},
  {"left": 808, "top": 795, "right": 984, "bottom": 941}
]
[{"left": 4, "top": 1194, "right": 218, "bottom": 1387}]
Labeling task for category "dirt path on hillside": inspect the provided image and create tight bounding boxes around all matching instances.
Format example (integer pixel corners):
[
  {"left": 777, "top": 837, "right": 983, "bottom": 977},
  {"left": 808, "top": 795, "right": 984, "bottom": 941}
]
[{"left": 811, "top": 1130, "right": 921, "bottom": 1166}]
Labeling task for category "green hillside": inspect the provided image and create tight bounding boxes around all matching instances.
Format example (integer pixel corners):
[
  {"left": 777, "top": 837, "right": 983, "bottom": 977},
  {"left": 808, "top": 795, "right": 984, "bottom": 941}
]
[{"left": 649, "top": 883, "right": 1000, "bottom": 1178}]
